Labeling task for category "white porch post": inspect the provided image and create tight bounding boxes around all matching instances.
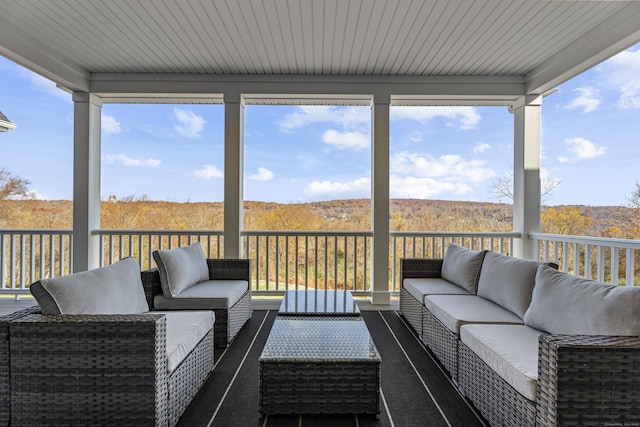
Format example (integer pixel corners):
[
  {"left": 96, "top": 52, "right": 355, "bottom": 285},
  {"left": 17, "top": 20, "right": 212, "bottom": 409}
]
[
  {"left": 371, "top": 96, "right": 391, "bottom": 305},
  {"left": 72, "top": 92, "right": 102, "bottom": 272},
  {"left": 513, "top": 95, "right": 542, "bottom": 260},
  {"left": 224, "top": 93, "right": 244, "bottom": 258}
]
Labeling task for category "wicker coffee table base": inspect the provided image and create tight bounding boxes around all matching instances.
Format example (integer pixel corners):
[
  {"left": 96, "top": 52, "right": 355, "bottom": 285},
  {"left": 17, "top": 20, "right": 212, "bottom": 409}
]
[{"left": 259, "top": 361, "right": 380, "bottom": 415}]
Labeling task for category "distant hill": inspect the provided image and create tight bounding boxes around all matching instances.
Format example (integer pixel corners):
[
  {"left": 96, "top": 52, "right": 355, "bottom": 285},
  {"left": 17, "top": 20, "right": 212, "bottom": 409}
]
[{"left": 1, "top": 198, "right": 636, "bottom": 238}]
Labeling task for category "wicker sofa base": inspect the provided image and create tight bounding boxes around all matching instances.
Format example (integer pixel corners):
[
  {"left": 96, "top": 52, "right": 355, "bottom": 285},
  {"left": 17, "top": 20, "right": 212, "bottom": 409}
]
[
  {"left": 215, "top": 290, "right": 252, "bottom": 347},
  {"left": 459, "top": 341, "right": 536, "bottom": 427},
  {"left": 9, "top": 313, "right": 214, "bottom": 427},
  {"left": 168, "top": 329, "right": 214, "bottom": 426},
  {"left": 422, "top": 306, "right": 459, "bottom": 384},
  {"left": 400, "top": 288, "right": 423, "bottom": 338},
  {"left": 259, "top": 361, "right": 380, "bottom": 415}
]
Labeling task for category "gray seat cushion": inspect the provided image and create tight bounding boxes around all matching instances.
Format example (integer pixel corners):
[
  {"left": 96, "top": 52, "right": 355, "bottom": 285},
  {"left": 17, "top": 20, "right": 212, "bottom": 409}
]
[
  {"left": 424, "top": 294, "right": 523, "bottom": 335},
  {"left": 154, "top": 279, "right": 249, "bottom": 310},
  {"left": 524, "top": 264, "right": 640, "bottom": 335},
  {"left": 160, "top": 310, "right": 215, "bottom": 374},
  {"left": 30, "top": 257, "right": 149, "bottom": 315},
  {"left": 153, "top": 242, "right": 210, "bottom": 297},
  {"left": 403, "top": 277, "right": 470, "bottom": 303},
  {"left": 476, "top": 252, "right": 542, "bottom": 319},
  {"left": 460, "top": 324, "right": 543, "bottom": 402},
  {"left": 441, "top": 243, "right": 486, "bottom": 294}
]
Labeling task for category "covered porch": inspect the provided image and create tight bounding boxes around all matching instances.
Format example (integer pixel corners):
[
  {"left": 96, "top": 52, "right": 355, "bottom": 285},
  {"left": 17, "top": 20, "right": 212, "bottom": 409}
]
[
  {"left": 2, "top": 1, "right": 640, "bottom": 426},
  {"left": 1, "top": 1, "right": 640, "bottom": 305}
]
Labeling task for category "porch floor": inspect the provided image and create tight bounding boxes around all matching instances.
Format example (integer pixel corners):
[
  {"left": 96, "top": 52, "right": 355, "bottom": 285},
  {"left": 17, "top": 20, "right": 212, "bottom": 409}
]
[{"left": 182, "top": 310, "right": 487, "bottom": 427}]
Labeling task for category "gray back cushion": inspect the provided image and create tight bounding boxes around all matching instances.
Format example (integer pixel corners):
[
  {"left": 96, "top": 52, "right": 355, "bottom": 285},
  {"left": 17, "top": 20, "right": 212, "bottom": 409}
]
[
  {"left": 524, "top": 265, "right": 640, "bottom": 335},
  {"left": 153, "top": 242, "right": 209, "bottom": 297},
  {"left": 30, "top": 257, "right": 149, "bottom": 315},
  {"left": 441, "top": 243, "right": 486, "bottom": 294},
  {"left": 477, "top": 251, "right": 541, "bottom": 319}
]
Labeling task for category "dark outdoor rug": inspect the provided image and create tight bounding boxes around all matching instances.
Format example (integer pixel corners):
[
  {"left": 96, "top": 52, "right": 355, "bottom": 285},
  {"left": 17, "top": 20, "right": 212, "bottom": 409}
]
[{"left": 177, "top": 310, "right": 487, "bottom": 427}]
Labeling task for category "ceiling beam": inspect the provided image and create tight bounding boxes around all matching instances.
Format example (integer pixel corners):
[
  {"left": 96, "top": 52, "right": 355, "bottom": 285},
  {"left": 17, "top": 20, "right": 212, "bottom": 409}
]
[
  {"left": 526, "top": 2, "right": 640, "bottom": 95},
  {"left": 90, "top": 73, "right": 525, "bottom": 106}
]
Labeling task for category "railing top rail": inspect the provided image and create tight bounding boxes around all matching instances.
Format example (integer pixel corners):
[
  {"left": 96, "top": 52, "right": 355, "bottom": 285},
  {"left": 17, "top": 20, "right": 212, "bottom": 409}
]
[
  {"left": 241, "top": 230, "right": 373, "bottom": 237},
  {"left": 530, "top": 232, "right": 640, "bottom": 249},
  {"left": 390, "top": 231, "right": 521, "bottom": 238},
  {"left": 93, "top": 229, "right": 224, "bottom": 236},
  {"left": 0, "top": 229, "right": 72, "bottom": 234}
]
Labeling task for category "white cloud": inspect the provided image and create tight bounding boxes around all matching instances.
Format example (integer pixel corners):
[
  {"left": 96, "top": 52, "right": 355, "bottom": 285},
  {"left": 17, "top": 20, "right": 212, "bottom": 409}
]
[
  {"left": 278, "top": 106, "right": 370, "bottom": 132},
  {"left": 390, "top": 151, "right": 494, "bottom": 182},
  {"left": 558, "top": 137, "right": 606, "bottom": 163},
  {"left": 390, "top": 175, "right": 471, "bottom": 199},
  {"left": 173, "top": 108, "right": 206, "bottom": 138},
  {"left": 473, "top": 143, "right": 491, "bottom": 154},
  {"left": 102, "top": 114, "right": 121, "bottom": 134},
  {"left": 564, "top": 87, "right": 601, "bottom": 113},
  {"left": 248, "top": 167, "right": 274, "bottom": 182},
  {"left": 26, "top": 189, "right": 47, "bottom": 200},
  {"left": 408, "top": 132, "right": 423, "bottom": 143},
  {"left": 194, "top": 164, "right": 223, "bottom": 179},
  {"left": 305, "top": 177, "right": 370, "bottom": 198},
  {"left": 26, "top": 72, "right": 71, "bottom": 102},
  {"left": 385, "top": 151, "right": 495, "bottom": 198},
  {"left": 105, "top": 154, "right": 161, "bottom": 167},
  {"left": 321, "top": 129, "right": 369, "bottom": 150},
  {"left": 390, "top": 106, "right": 481, "bottom": 130},
  {"left": 604, "top": 48, "right": 640, "bottom": 109}
]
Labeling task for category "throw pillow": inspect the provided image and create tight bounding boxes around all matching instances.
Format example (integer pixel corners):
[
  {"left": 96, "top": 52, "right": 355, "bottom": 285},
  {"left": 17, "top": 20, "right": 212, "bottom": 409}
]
[
  {"left": 440, "top": 243, "right": 486, "bottom": 294},
  {"left": 476, "top": 251, "right": 542, "bottom": 319},
  {"left": 30, "top": 257, "right": 149, "bottom": 314},
  {"left": 153, "top": 242, "right": 210, "bottom": 297},
  {"left": 524, "top": 264, "right": 640, "bottom": 335}
]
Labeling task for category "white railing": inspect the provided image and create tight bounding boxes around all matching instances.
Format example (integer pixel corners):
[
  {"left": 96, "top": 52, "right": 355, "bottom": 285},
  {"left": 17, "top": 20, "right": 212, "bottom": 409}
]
[
  {"left": 5, "top": 229, "right": 639, "bottom": 296},
  {"left": 0, "top": 229, "right": 73, "bottom": 295},
  {"left": 531, "top": 232, "right": 640, "bottom": 286},
  {"left": 95, "top": 229, "right": 224, "bottom": 270},
  {"left": 242, "top": 230, "right": 373, "bottom": 296}
]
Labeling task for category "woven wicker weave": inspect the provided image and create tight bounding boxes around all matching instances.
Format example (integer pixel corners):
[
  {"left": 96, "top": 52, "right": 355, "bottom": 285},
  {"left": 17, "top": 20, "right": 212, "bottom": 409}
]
[
  {"left": 459, "top": 341, "right": 536, "bottom": 427},
  {"left": 0, "top": 306, "right": 41, "bottom": 427},
  {"left": 400, "top": 258, "right": 444, "bottom": 280},
  {"left": 399, "top": 288, "right": 423, "bottom": 337},
  {"left": 537, "top": 334, "right": 640, "bottom": 427},
  {"left": 141, "top": 258, "right": 252, "bottom": 347},
  {"left": 9, "top": 312, "right": 213, "bottom": 427},
  {"left": 399, "top": 258, "right": 444, "bottom": 338},
  {"left": 422, "top": 306, "right": 459, "bottom": 384}
]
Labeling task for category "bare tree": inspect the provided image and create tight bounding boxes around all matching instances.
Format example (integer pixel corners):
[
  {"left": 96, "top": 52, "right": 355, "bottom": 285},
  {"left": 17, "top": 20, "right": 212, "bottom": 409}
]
[
  {"left": 490, "top": 169, "right": 561, "bottom": 203},
  {"left": 627, "top": 181, "right": 640, "bottom": 209},
  {"left": 0, "top": 168, "right": 32, "bottom": 200}
]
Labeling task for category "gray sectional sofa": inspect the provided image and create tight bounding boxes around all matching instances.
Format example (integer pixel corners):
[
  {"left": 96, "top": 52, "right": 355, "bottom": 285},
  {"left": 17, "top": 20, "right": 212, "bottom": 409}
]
[
  {"left": 401, "top": 243, "right": 640, "bottom": 427},
  {"left": 2, "top": 243, "right": 252, "bottom": 426}
]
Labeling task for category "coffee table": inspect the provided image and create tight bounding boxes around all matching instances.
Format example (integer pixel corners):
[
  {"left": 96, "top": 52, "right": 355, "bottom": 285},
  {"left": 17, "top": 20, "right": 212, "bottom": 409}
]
[
  {"left": 259, "top": 316, "right": 381, "bottom": 415},
  {"left": 278, "top": 290, "right": 360, "bottom": 316}
]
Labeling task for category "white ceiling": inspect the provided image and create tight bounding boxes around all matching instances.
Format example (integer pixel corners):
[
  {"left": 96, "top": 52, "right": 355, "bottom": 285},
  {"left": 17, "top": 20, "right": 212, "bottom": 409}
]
[{"left": 1, "top": 0, "right": 640, "bottom": 103}]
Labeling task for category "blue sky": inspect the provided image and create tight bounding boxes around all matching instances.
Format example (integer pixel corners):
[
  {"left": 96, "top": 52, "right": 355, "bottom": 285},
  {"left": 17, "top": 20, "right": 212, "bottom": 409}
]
[{"left": 1, "top": 43, "right": 640, "bottom": 206}]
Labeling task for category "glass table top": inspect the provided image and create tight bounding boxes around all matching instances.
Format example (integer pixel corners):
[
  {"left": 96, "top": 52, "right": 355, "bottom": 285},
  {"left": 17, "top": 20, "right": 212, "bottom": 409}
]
[
  {"left": 278, "top": 290, "right": 361, "bottom": 316},
  {"left": 260, "top": 317, "right": 380, "bottom": 362}
]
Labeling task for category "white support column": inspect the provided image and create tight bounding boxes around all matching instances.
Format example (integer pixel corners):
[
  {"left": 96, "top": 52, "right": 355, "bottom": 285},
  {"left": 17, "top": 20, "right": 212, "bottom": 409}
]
[
  {"left": 72, "top": 92, "right": 102, "bottom": 272},
  {"left": 224, "top": 92, "right": 244, "bottom": 258},
  {"left": 513, "top": 95, "right": 542, "bottom": 260},
  {"left": 371, "top": 96, "right": 391, "bottom": 305}
]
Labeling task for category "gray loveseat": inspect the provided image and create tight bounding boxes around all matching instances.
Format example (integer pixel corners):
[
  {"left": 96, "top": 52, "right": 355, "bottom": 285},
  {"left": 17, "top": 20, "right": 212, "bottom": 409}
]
[
  {"left": 401, "top": 243, "right": 640, "bottom": 427},
  {"left": 141, "top": 242, "right": 252, "bottom": 347},
  {"left": 6, "top": 257, "right": 214, "bottom": 427}
]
